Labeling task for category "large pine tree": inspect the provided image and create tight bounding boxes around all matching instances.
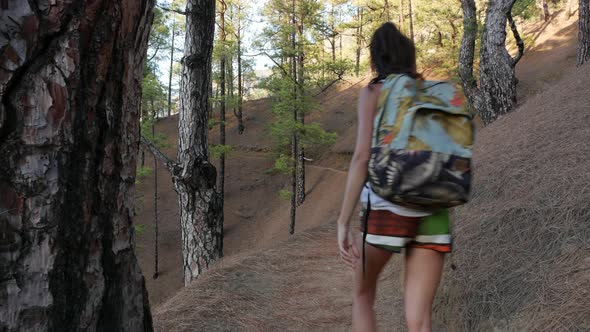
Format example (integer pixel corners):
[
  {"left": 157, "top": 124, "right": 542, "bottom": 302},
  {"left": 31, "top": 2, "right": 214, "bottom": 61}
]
[{"left": 0, "top": 1, "right": 154, "bottom": 330}]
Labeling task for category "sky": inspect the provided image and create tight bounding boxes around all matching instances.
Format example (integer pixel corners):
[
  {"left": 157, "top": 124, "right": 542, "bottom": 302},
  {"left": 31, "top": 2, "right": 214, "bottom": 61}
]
[{"left": 155, "top": 0, "right": 271, "bottom": 89}]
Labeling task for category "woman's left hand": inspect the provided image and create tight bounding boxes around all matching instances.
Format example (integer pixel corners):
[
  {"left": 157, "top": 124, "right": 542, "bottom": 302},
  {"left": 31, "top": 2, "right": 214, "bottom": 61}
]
[{"left": 337, "top": 222, "right": 360, "bottom": 269}]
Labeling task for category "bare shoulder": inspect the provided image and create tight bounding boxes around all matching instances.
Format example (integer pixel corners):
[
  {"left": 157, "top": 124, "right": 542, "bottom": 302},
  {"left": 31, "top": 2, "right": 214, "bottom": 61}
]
[{"left": 359, "top": 84, "right": 382, "bottom": 104}]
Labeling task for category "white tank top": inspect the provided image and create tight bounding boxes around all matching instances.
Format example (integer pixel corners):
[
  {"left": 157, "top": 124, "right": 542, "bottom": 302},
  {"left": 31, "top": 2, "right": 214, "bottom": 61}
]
[{"left": 360, "top": 183, "right": 432, "bottom": 217}]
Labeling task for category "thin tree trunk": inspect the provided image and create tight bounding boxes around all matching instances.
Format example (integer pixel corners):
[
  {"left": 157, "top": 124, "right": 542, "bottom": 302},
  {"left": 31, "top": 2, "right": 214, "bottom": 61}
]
[
  {"left": 0, "top": 1, "right": 155, "bottom": 331},
  {"left": 218, "top": 0, "right": 227, "bottom": 201},
  {"left": 384, "top": 0, "right": 391, "bottom": 21},
  {"left": 297, "top": 18, "right": 306, "bottom": 206},
  {"left": 578, "top": 0, "right": 590, "bottom": 65},
  {"left": 356, "top": 6, "right": 363, "bottom": 77},
  {"left": 459, "top": 0, "right": 482, "bottom": 112},
  {"left": 290, "top": 0, "right": 298, "bottom": 235},
  {"left": 339, "top": 10, "right": 344, "bottom": 60},
  {"left": 331, "top": 3, "right": 337, "bottom": 61},
  {"left": 408, "top": 0, "right": 415, "bottom": 42},
  {"left": 168, "top": 27, "right": 176, "bottom": 117},
  {"left": 400, "top": 0, "right": 405, "bottom": 32},
  {"left": 209, "top": 73, "right": 214, "bottom": 119},
  {"left": 152, "top": 121, "right": 159, "bottom": 280},
  {"left": 538, "top": 0, "right": 550, "bottom": 21},
  {"left": 236, "top": 0, "right": 245, "bottom": 134}
]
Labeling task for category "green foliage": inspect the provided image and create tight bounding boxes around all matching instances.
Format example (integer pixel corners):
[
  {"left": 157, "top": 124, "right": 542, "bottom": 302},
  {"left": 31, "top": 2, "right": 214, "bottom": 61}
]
[
  {"left": 299, "top": 122, "right": 338, "bottom": 149},
  {"left": 210, "top": 144, "right": 233, "bottom": 159},
  {"left": 272, "top": 154, "right": 294, "bottom": 174},
  {"left": 513, "top": 0, "right": 540, "bottom": 20},
  {"left": 278, "top": 189, "right": 293, "bottom": 200},
  {"left": 140, "top": 117, "right": 170, "bottom": 149},
  {"left": 134, "top": 224, "right": 147, "bottom": 236},
  {"left": 136, "top": 166, "right": 153, "bottom": 185}
]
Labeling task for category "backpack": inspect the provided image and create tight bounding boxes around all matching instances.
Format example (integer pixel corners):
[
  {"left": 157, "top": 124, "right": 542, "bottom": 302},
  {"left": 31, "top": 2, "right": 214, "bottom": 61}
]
[{"left": 367, "top": 74, "right": 474, "bottom": 210}]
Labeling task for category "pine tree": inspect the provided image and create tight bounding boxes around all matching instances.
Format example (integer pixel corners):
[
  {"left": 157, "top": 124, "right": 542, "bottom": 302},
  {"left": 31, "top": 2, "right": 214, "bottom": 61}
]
[
  {"left": 459, "top": 0, "right": 525, "bottom": 125},
  {"left": 578, "top": 0, "right": 590, "bottom": 65},
  {"left": 0, "top": 1, "right": 155, "bottom": 330}
]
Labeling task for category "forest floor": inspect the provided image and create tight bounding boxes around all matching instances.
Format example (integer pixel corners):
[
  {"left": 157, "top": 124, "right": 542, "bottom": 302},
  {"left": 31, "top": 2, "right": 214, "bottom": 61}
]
[{"left": 134, "top": 11, "right": 584, "bottom": 331}]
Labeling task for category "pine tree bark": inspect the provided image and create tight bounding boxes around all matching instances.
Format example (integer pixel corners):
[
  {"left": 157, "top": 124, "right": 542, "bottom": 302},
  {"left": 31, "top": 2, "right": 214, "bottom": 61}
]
[
  {"left": 356, "top": 6, "right": 364, "bottom": 77},
  {"left": 236, "top": 0, "right": 245, "bottom": 134},
  {"left": 459, "top": 0, "right": 523, "bottom": 125},
  {"left": 152, "top": 121, "right": 159, "bottom": 280},
  {"left": 177, "top": 0, "right": 223, "bottom": 285},
  {"left": 168, "top": 27, "right": 176, "bottom": 117},
  {"left": 289, "top": 0, "right": 298, "bottom": 235},
  {"left": 218, "top": 0, "right": 227, "bottom": 201},
  {"left": 0, "top": 1, "right": 155, "bottom": 331},
  {"left": 578, "top": 0, "right": 590, "bottom": 65},
  {"left": 331, "top": 3, "right": 337, "bottom": 62},
  {"left": 297, "top": 17, "right": 306, "bottom": 206}
]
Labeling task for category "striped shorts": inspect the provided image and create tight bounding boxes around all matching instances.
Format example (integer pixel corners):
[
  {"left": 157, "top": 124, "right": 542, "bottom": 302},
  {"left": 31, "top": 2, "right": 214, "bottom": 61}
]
[{"left": 359, "top": 208, "right": 452, "bottom": 253}]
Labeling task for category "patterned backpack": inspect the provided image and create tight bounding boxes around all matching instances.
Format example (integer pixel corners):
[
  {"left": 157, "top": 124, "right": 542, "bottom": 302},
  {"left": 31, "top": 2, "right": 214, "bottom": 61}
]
[{"left": 368, "top": 74, "right": 474, "bottom": 210}]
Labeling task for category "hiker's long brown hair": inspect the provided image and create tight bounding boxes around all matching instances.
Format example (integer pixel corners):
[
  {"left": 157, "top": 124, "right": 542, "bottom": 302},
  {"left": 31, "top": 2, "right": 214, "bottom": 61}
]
[{"left": 369, "top": 22, "right": 420, "bottom": 84}]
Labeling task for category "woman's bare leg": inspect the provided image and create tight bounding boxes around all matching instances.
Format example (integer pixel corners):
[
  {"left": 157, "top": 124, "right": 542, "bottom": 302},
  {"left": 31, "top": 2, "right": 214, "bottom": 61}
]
[
  {"left": 352, "top": 235, "right": 393, "bottom": 332},
  {"left": 403, "top": 248, "right": 444, "bottom": 332}
]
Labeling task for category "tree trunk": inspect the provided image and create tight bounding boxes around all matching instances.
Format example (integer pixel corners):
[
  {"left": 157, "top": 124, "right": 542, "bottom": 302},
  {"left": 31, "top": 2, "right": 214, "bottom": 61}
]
[
  {"left": 297, "top": 20, "right": 306, "bottom": 206},
  {"left": 400, "top": 0, "right": 405, "bottom": 32},
  {"left": 331, "top": 3, "right": 337, "bottom": 62},
  {"left": 0, "top": 1, "right": 155, "bottom": 331},
  {"left": 459, "top": 0, "right": 483, "bottom": 112},
  {"left": 209, "top": 72, "right": 214, "bottom": 119},
  {"left": 478, "top": 0, "right": 519, "bottom": 124},
  {"left": 578, "top": 0, "right": 590, "bottom": 65},
  {"left": 236, "top": 0, "right": 245, "bottom": 134},
  {"left": 152, "top": 122, "right": 159, "bottom": 280},
  {"left": 459, "top": 0, "right": 522, "bottom": 125},
  {"left": 168, "top": 27, "right": 176, "bottom": 117},
  {"left": 408, "top": 0, "right": 415, "bottom": 42},
  {"left": 174, "top": 0, "right": 223, "bottom": 285},
  {"left": 218, "top": 0, "right": 227, "bottom": 201},
  {"left": 538, "top": 0, "right": 550, "bottom": 21},
  {"left": 384, "top": 0, "right": 391, "bottom": 21},
  {"left": 290, "top": 0, "right": 298, "bottom": 235},
  {"left": 356, "top": 7, "right": 364, "bottom": 77}
]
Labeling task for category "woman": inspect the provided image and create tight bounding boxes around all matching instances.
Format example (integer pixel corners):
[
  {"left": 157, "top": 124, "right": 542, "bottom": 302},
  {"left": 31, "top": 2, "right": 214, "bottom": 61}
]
[{"left": 337, "top": 22, "right": 452, "bottom": 332}]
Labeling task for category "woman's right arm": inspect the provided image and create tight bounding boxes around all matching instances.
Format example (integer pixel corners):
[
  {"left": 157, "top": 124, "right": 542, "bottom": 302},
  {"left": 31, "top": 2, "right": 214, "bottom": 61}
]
[
  {"left": 337, "top": 86, "right": 377, "bottom": 228},
  {"left": 337, "top": 86, "right": 378, "bottom": 267}
]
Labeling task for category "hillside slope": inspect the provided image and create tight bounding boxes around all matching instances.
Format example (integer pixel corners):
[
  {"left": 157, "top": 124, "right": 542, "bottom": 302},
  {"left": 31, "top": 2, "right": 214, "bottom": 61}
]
[
  {"left": 153, "top": 59, "right": 590, "bottom": 332},
  {"left": 135, "top": 11, "right": 581, "bottom": 310},
  {"left": 435, "top": 64, "right": 590, "bottom": 331}
]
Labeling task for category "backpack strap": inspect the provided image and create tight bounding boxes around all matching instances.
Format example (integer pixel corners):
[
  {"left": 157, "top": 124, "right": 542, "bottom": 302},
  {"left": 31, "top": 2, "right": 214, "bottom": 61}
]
[
  {"left": 362, "top": 184, "right": 371, "bottom": 277},
  {"left": 372, "top": 74, "right": 407, "bottom": 147}
]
